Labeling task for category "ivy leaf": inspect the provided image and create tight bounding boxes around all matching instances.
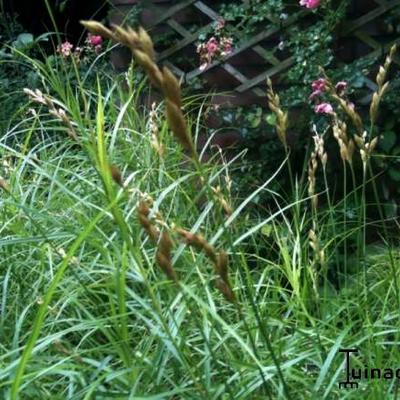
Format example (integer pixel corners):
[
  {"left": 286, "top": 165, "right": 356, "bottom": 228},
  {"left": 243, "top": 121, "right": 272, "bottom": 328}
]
[
  {"left": 250, "top": 115, "right": 261, "bottom": 128},
  {"left": 380, "top": 131, "right": 396, "bottom": 152},
  {"left": 17, "top": 33, "right": 34, "bottom": 45},
  {"left": 12, "top": 33, "right": 34, "bottom": 50},
  {"left": 352, "top": 74, "right": 365, "bottom": 88},
  {"left": 266, "top": 113, "right": 277, "bottom": 126}
]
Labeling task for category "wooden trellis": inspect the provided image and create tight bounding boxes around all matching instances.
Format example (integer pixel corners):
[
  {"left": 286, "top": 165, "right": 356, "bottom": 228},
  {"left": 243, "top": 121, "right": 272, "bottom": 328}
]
[{"left": 110, "top": 0, "right": 400, "bottom": 104}]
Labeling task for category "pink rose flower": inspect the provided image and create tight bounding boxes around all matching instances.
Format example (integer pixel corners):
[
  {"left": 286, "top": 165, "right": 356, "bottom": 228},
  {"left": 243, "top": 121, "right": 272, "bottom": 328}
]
[
  {"left": 196, "top": 43, "right": 205, "bottom": 54},
  {"left": 311, "top": 78, "right": 327, "bottom": 92},
  {"left": 197, "top": 42, "right": 211, "bottom": 70},
  {"left": 299, "top": 0, "right": 321, "bottom": 9},
  {"left": 335, "top": 81, "right": 348, "bottom": 92},
  {"left": 220, "top": 37, "right": 233, "bottom": 56},
  {"left": 216, "top": 17, "right": 225, "bottom": 30},
  {"left": 315, "top": 103, "right": 333, "bottom": 114},
  {"left": 309, "top": 90, "right": 322, "bottom": 100},
  {"left": 197, "top": 32, "right": 234, "bottom": 70},
  {"left": 206, "top": 37, "right": 218, "bottom": 55},
  {"left": 88, "top": 33, "right": 103, "bottom": 47},
  {"left": 57, "top": 41, "right": 74, "bottom": 57}
]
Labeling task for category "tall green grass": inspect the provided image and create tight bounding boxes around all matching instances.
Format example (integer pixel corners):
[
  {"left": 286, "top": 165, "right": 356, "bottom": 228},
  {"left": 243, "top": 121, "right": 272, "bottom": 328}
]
[{"left": 0, "top": 32, "right": 400, "bottom": 400}]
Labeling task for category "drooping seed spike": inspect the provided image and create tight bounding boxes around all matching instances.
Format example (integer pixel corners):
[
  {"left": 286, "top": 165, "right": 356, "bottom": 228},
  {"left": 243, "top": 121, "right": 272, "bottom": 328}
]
[
  {"left": 110, "top": 165, "right": 123, "bottom": 187},
  {"left": 162, "top": 67, "right": 182, "bottom": 108},
  {"left": 80, "top": 20, "right": 115, "bottom": 41},
  {"left": 138, "top": 26, "right": 156, "bottom": 60}
]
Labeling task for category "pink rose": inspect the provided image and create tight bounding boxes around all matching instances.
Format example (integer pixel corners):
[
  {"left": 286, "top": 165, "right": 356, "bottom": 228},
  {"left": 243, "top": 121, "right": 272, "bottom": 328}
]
[
  {"left": 300, "top": 0, "right": 321, "bottom": 9},
  {"left": 220, "top": 37, "right": 233, "bottom": 56},
  {"left": 88, "top": 33, "right": 103, "bottom": 47},
  {"left": 309, "top": 90, "right": 322, "bottom": 100},
  {"left": 335, "top": 81, "right": 348, "bottom": 92},
  {"left": 206, "top": 37, "right": 218, "bottom": 55},
  {"left": 217, "top": 17, "right": 225, "bottom": 30},
  {"left": 315, "top": 103, "right": 333, "bottom": 114},
  {"left": 311, "top": 78, "right": 327, "bottom": 92},
  {"left": 57, "top": 41, "right": 73, "bottom": 57},
  {"left": 196, "top": 43, "right": 205, "bottom": 54}
]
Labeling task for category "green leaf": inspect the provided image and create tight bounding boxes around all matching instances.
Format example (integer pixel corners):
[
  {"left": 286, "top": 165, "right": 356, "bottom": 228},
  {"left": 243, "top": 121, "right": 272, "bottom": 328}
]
[
  {"left": 59, "top": 0, "right": 68, "bottom": 13},
  {"left": 392, "top": 146, "right": 400, "bottom": 156},
  {"left": 314, "top": 328, "right": 349, "bottom": 392},
  {"left": 17, "top": 33, "right": 34, "bottom": 45},
  {"left": 388, "top": 168, "right": 400, "bottom": 182},
  {"left": 380, "top": 131, "right": 396, "bottom": 152},
  {"left": 266, "top": 113, "right": 277, "bottom": 126},
  {"left": 261, "top": 224, "right": 272, "bottom": 237},
  {"left": 384, "top": 199, "right": 397, "bottom": 219},
  {"left": 352, "top": 74, "right": 365, "bottom": 88},
  {"left": 250, "top": 115, "right": 261, "bottom": 128},
  {"left": 384, "top": 118, "right": 395, "bottom": 130}
]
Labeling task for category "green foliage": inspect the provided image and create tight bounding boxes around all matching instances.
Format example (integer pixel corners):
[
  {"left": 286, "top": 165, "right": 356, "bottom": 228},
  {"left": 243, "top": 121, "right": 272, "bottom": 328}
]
[
  {"left": 0, "top": 12, "right": 114, "bottom": 135},
  {"left": 0, "top": 15, "right": 40, "bottom": 132},
  {"left": 210, "top": 1, "right": 400, "bottom": 210},
  {"left": 220, "top": 0, "right": 284, "bottom": 41},
  {"left": 1, "top": 49, "right": 400, "bottom": 398},
  {"left": 2, "top": 7, "right": 400, "bottom": 400},
  {"left": 286, "top": 20, "right": 334, "bottom": 84}
]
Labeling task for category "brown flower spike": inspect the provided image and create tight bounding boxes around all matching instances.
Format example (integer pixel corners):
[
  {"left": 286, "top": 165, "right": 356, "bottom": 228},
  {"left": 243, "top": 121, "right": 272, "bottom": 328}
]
[
  {"left": 80, "top": 20, "right": 197, "bottom": 160},
  {"left": 137, "top": 200, "right": 178, "bottom": 281},
  {"left": 176, "top": 228, "right": 236, "bottom": 303},
  {"left": 266, "top": 78, "right": 288, "bottom": 149}
]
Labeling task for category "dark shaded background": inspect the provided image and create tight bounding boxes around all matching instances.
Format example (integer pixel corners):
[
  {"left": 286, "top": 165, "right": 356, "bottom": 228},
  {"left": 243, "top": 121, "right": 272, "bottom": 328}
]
[{"left": 1, "top": 0, "right": 109, "bottom": 42}]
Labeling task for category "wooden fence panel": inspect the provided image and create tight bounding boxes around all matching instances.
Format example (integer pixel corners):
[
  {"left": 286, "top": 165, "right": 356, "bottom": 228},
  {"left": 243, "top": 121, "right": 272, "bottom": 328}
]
[{"left": 110, "top": 0, "right": 400, "bottom": 105}]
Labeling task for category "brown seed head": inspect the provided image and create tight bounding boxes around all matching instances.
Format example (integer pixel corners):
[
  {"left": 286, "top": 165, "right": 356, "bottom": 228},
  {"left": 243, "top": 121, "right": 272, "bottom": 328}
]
[
  {"left": 215, "top": 279, "right": 236, "bottom": 303},
  {"left": 162, "top": 67, "right": 182, "bottom": 108},
  {"left": 80, "top": 20, "right": 115, "bottom": 41},
  {"left": 0, "top": 177, "right": 9, "bottom": 192},
  {"left": 132, "top": 49, "right": 164, "bottom": 88},
  {"left": 110, "top": 164, "right": 124, "bottom": 187},
  {"left": 155, "top": 231, "right": 177, "bottom": 282},
  {"left": 138, "top": 200, "right": 159, "bottom": 240},
  {"left": 165, "top": 100, "right": 196, "bottom": 157},
  {"left": 138, "top": 26, "right": 156, "bottom": 60}
]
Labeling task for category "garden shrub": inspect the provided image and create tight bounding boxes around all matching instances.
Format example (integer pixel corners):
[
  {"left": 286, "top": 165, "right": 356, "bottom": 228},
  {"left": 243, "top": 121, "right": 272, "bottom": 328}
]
[
  {"left": 136, "top": 1, "right": 400, "bottom": 211},
  {"left": 0, "top": 14, "right": 42, "bottom": 133}
]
